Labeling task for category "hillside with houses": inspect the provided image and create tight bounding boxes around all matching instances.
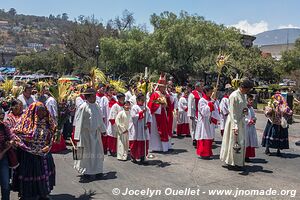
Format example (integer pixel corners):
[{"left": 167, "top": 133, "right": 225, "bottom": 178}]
[{"left": 0, "top": 8, "right": 72, "bottom": 54}]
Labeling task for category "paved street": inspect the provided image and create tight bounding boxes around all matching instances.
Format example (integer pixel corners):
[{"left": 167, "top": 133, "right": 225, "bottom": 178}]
[{"left": 11, "top": 113, "right": 300, "bottom": 200}]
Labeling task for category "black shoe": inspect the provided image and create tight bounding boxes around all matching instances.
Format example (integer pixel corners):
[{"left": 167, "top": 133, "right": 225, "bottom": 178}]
[
  {"left": 200, "top": 156, "right": 211, "bottom": 160},
  {"left": 265, "top": 149, "right": 271, "bottom": 155},
  {"left": 83, "top": 174, "right": 95, "bottom": 180},
  {"left": 131, "top": 158, "right": 137, "bottom": 164},
  {"left": 296, "top": 141, "right": 300, "bottom": 146},
  {"left": 226, "top": 165, "right": 244, "bottom": 171},
  {"left": 109, "top": 151, "right": 117, "bottom": 157},
  {"left": 245, "top": 157, "right": 251, "bottom": 162},
  {"left": 96, "top": 173, "right": 103, "bottom": 179},
  {"left": 39, "top": 197, "right": 51, "bottom": 200},
  {"left": 104, "top": 151, "right": 108, "bottom": 155},
  {"left": 276, "top": 149, "right": 282, "bottom": 157},
  {"left": 193, "top": 140, "right": 197, "bottom": 147},
  {"left": 140, "top": 157, "right": 149, "bottom": 165}
]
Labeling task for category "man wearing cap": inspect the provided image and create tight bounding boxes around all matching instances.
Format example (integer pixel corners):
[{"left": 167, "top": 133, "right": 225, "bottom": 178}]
[
  {"left": 148, "top": 74, "right": 170, "bottom": 152},
  {"left": 74, "top": 88, "right": 107, "bottom": 178},
  {"left": 187, "top": 81, "right": 203, "bottom": 147}
]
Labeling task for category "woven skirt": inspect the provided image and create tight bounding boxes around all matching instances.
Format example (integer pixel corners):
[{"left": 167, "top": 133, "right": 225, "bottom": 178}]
[
  {"left": 13, "top": 149, "right": 56, "bottom": 198},
  {"left": 262, "top": 120, "right": 289, "bottom": 149}
]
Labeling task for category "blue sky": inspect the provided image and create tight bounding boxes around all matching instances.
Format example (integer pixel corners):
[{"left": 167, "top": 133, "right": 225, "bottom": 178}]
[{"left": 1, "top": 0, "right": 300, "bottom": 35}]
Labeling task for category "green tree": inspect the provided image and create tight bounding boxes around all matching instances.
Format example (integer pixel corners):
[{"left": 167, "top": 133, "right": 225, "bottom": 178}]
[
  {"left": 281, "top": 39, "right": 300, "bottom": 73},
  {"left": 8, "top": 8, "right": 17, "bottom": 16},
  {"left": 62, "top": 13, "right": 69, "bottom": 21}
]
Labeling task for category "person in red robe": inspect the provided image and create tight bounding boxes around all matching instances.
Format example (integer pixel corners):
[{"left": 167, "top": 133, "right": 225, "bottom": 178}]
[{"left": 148, "top": 74, "right": 170, "bottom": 152}]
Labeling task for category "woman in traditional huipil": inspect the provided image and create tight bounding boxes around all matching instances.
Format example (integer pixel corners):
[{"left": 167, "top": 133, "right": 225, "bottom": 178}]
[
  {"left": 262, "top": 93, "right": 293, "bottom": 156},
  {"left": 13, "top": 102, "right": 56, "bottom": 200},
  {"left": 5, "top": 99, "right": 23, "bottom": 131}
]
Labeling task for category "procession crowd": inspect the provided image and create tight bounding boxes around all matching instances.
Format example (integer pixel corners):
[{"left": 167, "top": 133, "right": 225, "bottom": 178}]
[{"left": 0, "top": 74, "right": 294, "bottom": 200}]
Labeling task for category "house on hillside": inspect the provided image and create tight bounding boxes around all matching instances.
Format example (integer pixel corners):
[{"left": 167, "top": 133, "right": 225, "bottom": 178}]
[
  {"left": 0, "top": 20, "right": 10, "bottom": 30},
  {"left": 259, "top": 44, "right": 294, "bottom": 60}
]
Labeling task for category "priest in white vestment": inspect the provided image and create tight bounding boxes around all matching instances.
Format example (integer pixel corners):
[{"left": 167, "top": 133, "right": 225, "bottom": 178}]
[
  {"left": 74, "top": 88, "right": 107, "bottom": 176},
  {"left": 220, "top": 79, "right": 254, "bottom": 168}
]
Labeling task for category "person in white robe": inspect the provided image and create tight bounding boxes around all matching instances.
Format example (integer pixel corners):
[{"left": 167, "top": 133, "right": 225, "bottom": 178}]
[
  {"left": 129, "top": 95, "right": 137, "bottom": 106},
  {"left": 220, "top": 79, "right": 254, "bottom": 168},
  {"left": 219, "top": 90, "right": 231, "bottom": 136},
  {"left": 45, "top": 94, "right": 58, "bottom": 121},
  {"left": 75, "top": 93, "right": 85, "bottom": 109},
  {"left": 195, "top": 86, "right": 220, "bottom": 158},
  {"left": 171, "top": 90, "right": 178, "bottom": 135},
  {"left": 245, "top": 94, "right": 258, "bottom": 162},
  {"left": 115, "top": 101, "right": 131, "bottom": 161},
  {"left": 187, "top": 82, "right": 203, "bottom": 147},
  {"left": 125, "top": 87, "right": 133, "bottom": 102},
  {"left": 107, "top": 93, "right": 125, "bottom": 156},
  {"left": 176, "top": 88, "right": 190, "bottom": 137},
  {"left": 74, "top": 88, "right": 107, "bottom": 177},
  {"left": 71, "top": 88, "right": 86, "bottom": 145},
  {"left": 98, "top": 86, "right": 116, "bottom": 155},
  {"left": 129, "top": 93, "right": 152, "bottom": 163}
]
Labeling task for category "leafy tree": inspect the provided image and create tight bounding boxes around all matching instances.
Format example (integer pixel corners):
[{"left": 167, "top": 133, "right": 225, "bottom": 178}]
[
  {"left": 280, "top": 38, "right": 300, "bottom": 73},
  {"left": 62, "top": 13, "right": 69, "bottom": 21},
  {"left": 49, "top": 14, "right": 55, "bottom": 20},
  {"left": 8, "top": 8, "right": 17, "bottom": 16},
  {"left": 107, "top": 9, "right": 135, "bottom": 32}
]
